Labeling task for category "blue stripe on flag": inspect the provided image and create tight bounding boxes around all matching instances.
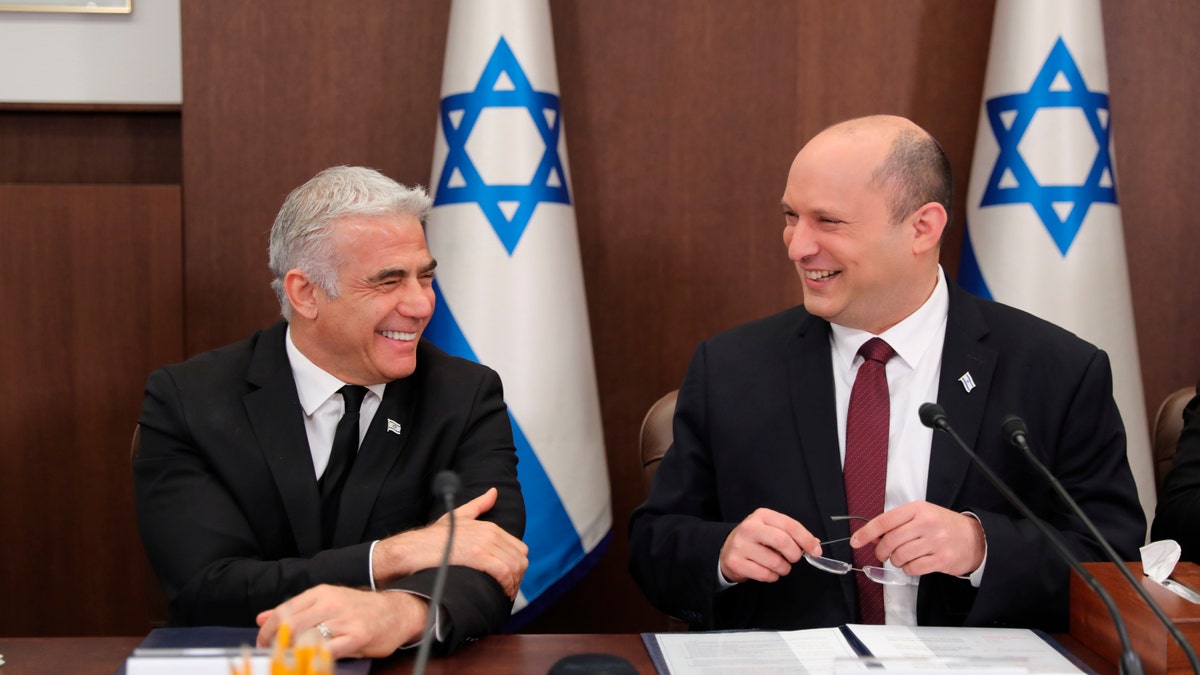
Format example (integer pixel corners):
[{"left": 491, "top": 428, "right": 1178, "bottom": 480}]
[
  {"left": 957, "top": 222, "right": 993, "bottom": 300},
  {"left": 424, "top": 279, "right": 587, "bottom": 611},
  {"left": 504, "top": 530, "right": 610, "bottom": 631}
]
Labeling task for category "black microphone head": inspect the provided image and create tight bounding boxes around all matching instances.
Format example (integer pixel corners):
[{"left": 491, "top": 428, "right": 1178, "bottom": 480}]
[
  {"left": 548, "top": 653, "right": 638, "bottom": 675},
  {"left": 432, "top": 470, "right": 461, "bottom": 500},
  {"left": 918, "top": 402, "right": 948, "bottom": 430},
  {"left": 1001, "top": 415, "right": 1029, "bottom": 447}
]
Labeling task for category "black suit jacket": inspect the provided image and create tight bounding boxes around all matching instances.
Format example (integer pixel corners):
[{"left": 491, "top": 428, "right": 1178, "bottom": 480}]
[
  {"left": 134, "top": 321, "right": 524, "bottom": 652},
  {"left": 1151, "top": 381, "right": 1200, "bottom": 561},
  {"left": 629, "top": 279, "right": 1144, "bottom": 632}
]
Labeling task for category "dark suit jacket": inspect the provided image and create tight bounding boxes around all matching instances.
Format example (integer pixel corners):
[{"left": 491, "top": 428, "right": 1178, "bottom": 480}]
[
  {"left": 1151, "top": 381, "right": 1200, "bottom": 561},
  {"left": 629, "top": 279, "right": 1144, "bottom": 632},
  {"left": 134, "top": 320, "right": 524, "bottom": 652}
]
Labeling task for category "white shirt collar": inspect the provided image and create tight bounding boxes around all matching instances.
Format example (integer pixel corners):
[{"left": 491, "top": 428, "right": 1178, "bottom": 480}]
[
  {"left": 829, "top": 265, "right": 949, "bottom": 371},
  {"left": 285, "top": 325, "right": 386, "bottom": 415}
]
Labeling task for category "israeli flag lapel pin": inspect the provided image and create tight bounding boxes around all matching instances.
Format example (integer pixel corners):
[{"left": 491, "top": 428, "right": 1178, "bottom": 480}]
[
  {"left": 387, "top": 418, "right": 403, "bottom": 435},
  {"left": 958, "top": 372, "right": 976, "bottom": 394}
]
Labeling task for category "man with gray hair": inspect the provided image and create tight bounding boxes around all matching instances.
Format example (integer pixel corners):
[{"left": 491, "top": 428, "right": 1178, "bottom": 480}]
[{"left": 135, "top": 166, "right": 527, "bottom": 657}]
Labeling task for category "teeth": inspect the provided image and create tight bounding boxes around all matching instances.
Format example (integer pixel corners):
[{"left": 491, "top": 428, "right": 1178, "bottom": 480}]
[
  {"left": 805, "top": 270, "right": 838, "bottom": 280},
  {"left": 380, "top": 330, "right": 417, "bottom": 340}
]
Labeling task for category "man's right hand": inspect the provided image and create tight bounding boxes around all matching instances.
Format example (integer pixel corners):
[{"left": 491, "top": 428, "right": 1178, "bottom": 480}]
[
  {"left": 718, "top": 508, "right": 821, "bottom": 584},
  {"left": 373, "top": 487, "right": 528, "bottom": 597}
]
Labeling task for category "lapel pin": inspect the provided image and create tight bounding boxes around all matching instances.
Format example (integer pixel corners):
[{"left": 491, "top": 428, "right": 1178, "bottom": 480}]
[
  {"left": 958, "top": 372, "right": 976, "bottom": 393},
  {"left": 387, "top": 419, "right": 403, "bottom": 435}
]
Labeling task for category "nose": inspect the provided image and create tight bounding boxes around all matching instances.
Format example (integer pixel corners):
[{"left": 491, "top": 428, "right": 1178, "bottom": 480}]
[
  {"left": 397, "top": 280, "right": 436, "bottom": 319},
  {"left": 784, "top": 221, "right": 818, "bottom": 261}
]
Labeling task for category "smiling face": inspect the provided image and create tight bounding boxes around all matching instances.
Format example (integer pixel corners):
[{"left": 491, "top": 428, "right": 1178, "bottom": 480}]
[
  {"left": 288, "top": 213, "right": 436, "bottom": 384},
  {"left": 780, "top": 118, "right": 943, "bottom": 334}
]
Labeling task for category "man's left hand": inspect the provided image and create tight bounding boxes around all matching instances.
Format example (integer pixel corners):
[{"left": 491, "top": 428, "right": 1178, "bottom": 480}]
[
  {"left": 256, "top": 584, "right": 428, "bottom": 659},
  {"left": 850, "top": 502, "right": 985, "bottom": 577}
]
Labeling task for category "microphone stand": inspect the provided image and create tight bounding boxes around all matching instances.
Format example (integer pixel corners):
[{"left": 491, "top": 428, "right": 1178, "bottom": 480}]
[
  {"left": 920, "top": 403, "right": 1145, "bottom": 675},
  {"left": 1003, "top": 415, "right": 1200, "bottom": 674},
  {"left": 413, "top": 471, "right": 461, "bottom": 675}
]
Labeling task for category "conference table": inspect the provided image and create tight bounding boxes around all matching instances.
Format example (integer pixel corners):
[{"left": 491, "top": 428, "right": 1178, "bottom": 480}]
[{"left": 0, "top": 631, "right": 1116, "bottom": 674}]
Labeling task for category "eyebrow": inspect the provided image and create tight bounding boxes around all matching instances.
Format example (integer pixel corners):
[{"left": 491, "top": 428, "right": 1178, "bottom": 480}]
[{"left": 366, "top": 258, "right": 438, "bottom": 284}]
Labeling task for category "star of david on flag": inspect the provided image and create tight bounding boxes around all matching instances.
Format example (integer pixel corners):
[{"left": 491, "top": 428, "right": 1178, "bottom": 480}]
[
  {"left": 961, "top": 0, "right": 1156, "bottom": 527},
  {"left": 981, "top": 37, "right": 1116, "bottom": 255},
  {"left": 424, "top": 0, "right": 613, "bottom": 627},
  {"left": 434, "top": 36, "right": 571, "bottom": 255}
]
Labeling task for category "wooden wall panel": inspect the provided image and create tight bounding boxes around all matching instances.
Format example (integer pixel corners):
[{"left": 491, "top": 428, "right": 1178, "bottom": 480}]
[
  {"left": 1102, "top": 0, "right": 1200, "bottom": 417},
  {"left": 0, "top": 185, "right": 183, "bottom": 636},
  {"left": 0, "top": 110, "right": 181, "bottom": 184},
  {"left": 180, "top": 0, "right": 451, "bottom": 355},
  {"left": 176, "top": 0, "right": 1200, "bottom": 637}
]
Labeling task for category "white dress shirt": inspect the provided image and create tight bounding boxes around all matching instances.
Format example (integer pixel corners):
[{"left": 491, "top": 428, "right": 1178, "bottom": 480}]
[{"left": 285, "top": 327, "right": 386, "bottom": 591}]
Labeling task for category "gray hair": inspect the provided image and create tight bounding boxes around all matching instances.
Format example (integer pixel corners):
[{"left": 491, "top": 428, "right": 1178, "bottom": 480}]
[{"left": 268, "top": 166, "right": 433, "bottom": 319}]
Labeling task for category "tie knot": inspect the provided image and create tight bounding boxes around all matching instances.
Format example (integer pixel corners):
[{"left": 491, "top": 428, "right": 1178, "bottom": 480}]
[
  {"left": 858, "top": 337, "right": 895, "bottom": 365},
  {"left": 339, "top": 385, "right": 369, "bottom": 415}
]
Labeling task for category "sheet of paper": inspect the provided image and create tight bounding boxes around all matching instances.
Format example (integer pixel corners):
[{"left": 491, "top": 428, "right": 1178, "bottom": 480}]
[
  {"left": 654, "top": 627, "right": 862, "bottom": 674},
  {"left": 847, "top": 625, "right": 1085, "bottom": 674}
]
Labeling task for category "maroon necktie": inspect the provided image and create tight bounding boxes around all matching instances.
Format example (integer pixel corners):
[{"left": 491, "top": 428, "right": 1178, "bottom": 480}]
[{"left": 843, "top": 337, "right": 895, "bottom": 624}]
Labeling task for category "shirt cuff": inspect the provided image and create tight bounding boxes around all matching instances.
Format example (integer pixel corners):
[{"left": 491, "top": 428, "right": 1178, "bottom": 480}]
[
  {"left": 384, "top": 589, "right": 446, "bottom": 647},
  {"left": 367, "top": 540, "right": 379, "bottom": 591},
  {"left": 716, "top": 560, "right": 738, "bottom": 591},
  {"left": 961, "top": 511, "right": 987, "bottom": 587}
]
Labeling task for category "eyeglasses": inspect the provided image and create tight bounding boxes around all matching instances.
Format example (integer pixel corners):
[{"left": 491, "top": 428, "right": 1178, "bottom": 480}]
[{"left": 803, "top": 515, "right": 911, "bottom": 586}]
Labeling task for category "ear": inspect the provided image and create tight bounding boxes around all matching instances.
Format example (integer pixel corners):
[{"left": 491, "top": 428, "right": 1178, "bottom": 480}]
[
  {"left": 283, "top": 269, "right": 321, "bottom": 320},
  {"left": 910, "top": 202, "right": 948, "bottom": 256}
]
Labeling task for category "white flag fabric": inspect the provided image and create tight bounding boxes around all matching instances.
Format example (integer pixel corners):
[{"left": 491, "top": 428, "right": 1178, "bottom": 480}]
[
  {"left": 424, "top": 0, "right": 612, "bottom": 625},
  {"left": 960, "top": 0, "right": 1156, "bottom": 526}
]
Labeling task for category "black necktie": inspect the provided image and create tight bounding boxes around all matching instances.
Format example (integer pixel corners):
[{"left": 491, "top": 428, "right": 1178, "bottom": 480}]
[{"left": 320, "top": 384, "right": 368, "bottom": 547}]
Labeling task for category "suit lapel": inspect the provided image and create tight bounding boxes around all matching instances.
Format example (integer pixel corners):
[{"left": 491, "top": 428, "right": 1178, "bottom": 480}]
[
  {"left": 333, "top": 374, "right": 418, "bottom": 547},
  {"left": 926, "top": 283, "right": 997, "bottom": 508},
  {"left": 244, "top": 322, "right": 324, "bottom": 557},
  {"left": 788, "top": 316, "right": 846, "bottom": 527},
  {"left": 787, "top": 313, "right": 858, "bottom": 616}
]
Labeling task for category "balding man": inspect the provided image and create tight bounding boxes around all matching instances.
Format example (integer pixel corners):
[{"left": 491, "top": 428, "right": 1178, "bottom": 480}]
[{"left": 629, "top": 115, "right": 1143, "bottom": 632}]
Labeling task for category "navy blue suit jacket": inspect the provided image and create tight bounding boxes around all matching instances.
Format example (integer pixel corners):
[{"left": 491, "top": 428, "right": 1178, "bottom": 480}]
[{"left": 629, "top": 279, "right": 1144, "bottom": 632}]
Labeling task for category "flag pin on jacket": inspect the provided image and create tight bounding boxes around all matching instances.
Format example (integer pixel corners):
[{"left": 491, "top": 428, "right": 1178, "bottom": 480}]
[
  {"left": 387, "top": 419, "right": 402, "bottom": 435},
  {"left": 959, "top": 372, "right": 976, "bottom": 393}
]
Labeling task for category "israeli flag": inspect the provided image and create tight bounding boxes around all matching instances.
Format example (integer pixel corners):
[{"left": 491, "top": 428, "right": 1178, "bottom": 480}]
[
  {"left": 424, "top": 0, "right": 612, "bottom": 625},
  {"left": 960, "top": 0, "right": 1156, "bottom": 526}
]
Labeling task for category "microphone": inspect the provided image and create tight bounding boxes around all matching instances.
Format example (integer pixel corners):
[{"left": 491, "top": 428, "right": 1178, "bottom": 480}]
[
  {"left": 919, "top": 403, "right": 1145, "bottom": 675},
  {"left": 1003, "top": 415, "right": 1200, "bottom": 674},
  {"left": 433, "top": 470, "right": 462, "bottom": 509},
  {"left": 413, "top": 470, "right": 462, "bottom": 675}
]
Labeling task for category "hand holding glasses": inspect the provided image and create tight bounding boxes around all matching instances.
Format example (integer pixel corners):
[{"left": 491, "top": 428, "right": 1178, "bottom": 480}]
[{"left": 802, "top": 515, "right": 911, "bottom": 586}]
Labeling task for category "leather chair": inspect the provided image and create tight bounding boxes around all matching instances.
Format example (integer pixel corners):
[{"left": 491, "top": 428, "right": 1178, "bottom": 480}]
[
  {"left": 639, "top": 390, "right": 678, "bottom": 495},
  {"left": 637, "top": 390, "right": 690, "bottom": 631},
  {"left": 1153, "top": 386, "right": 1198, "bottom": 497}
]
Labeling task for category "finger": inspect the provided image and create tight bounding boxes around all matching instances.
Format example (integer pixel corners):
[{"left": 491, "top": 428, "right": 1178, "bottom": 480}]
[
  {"left": 724, "top": 530, "right": 795, "bottom": 579},
  {"left": 730, "top": 548, "right": 791, "bottom": 583},
  {"left": 852, "top": 504, "right": 916, "bottom": 548},
  {"left": 256, "top": 624, "right": 273, "bottom": 648},
  {"left": 255, "top": 609, "right": 272, "bottom": 628},
  {"left": 451, "top": 487, "right": 498, "bottom": 520},
  {"left": 751, "top": 509, "right": 820, "bottom": 557},
  {"left": 754, "top": 525, "right": 806, "bottom": 564}
]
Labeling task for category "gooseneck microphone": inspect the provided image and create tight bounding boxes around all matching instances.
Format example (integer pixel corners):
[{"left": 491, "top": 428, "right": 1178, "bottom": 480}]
[
  {"left": 413, "top": 470, "right": 462, "bottom": 675},
  {"left": 919, "top": 403, "right": 1144, "bottom": 675},
  {"left": 1003, "top": 415, "right": 1200, "bottom": 674}
]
